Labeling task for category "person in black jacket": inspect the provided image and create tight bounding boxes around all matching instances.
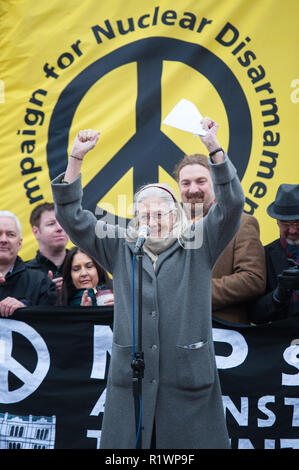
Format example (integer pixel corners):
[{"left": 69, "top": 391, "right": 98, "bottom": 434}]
[
  {"left": 0, "top": 211, "right": 57, "bottom": 317},
  {"left": 248, "top": 184, "right": 299, "bottom": 324},
  {"left": 26, "top": 202, "right": 69, "bottom": 299}
]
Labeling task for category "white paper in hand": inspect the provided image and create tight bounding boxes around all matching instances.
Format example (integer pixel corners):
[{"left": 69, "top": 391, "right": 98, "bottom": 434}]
[{"left": 163, "top": 98, "right": 207, "bottom": 136}]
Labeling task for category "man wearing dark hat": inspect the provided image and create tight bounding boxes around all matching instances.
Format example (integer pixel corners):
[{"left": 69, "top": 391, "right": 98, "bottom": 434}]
[{"left": 249, "top": 184, "right": 299, "bottom": 323}]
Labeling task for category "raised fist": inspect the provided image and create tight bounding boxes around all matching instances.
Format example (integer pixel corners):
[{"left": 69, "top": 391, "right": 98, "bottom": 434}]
[
  {"left": 70, "top": 129, "right": 100, "bottom": 160},
  {"left": 199, "top": 117, "right": 221, "bottom": 154}
]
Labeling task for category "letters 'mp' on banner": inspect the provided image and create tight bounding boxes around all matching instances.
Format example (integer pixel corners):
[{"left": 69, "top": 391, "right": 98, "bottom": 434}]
[
  {"left": 0, "top": 308, "right": 299, "bottom": 450},
  {"left": 1, "top": 0, "right": 299, "bottom": 261}
]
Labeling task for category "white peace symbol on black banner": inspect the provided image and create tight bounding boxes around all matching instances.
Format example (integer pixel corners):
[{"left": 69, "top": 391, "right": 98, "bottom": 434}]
[{"left": 0, "top": 319, "right": 50, "bottom": 404}]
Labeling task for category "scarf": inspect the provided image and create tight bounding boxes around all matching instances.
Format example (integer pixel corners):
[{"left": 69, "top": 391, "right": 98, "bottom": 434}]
[{"left": 126, "top": 222, "right": 185, "bottom": 268}]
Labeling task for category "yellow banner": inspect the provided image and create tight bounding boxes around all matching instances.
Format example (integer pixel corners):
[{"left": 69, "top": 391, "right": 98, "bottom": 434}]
[{"left": 1, "top": 0, "right": 298, "bottom": 261}]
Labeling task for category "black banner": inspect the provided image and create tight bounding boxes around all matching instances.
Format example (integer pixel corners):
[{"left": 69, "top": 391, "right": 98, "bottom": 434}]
[
  {"left": 0, "top": 307, "right": 299, "bottom": 449},
  {"left": 214, "top": 317, "right": 299, "bottom": 449},
  {"left": 0, "top": 306, "right": 113, "bottom": 450}
]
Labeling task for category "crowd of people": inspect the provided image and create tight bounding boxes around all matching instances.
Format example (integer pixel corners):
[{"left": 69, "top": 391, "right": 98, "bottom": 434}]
[
  {"left": 0, "top": 116, "right": 298, "bottom": 449},
  {"left": 1, "top": 139, "right": 298, "bottom": 321},
  {"left": 0, "top": 203, "right": 115, "bottom": 315}
]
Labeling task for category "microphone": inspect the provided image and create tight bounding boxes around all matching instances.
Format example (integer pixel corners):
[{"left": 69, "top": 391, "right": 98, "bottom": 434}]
[{"left": 134, "top": 225, "right": 150, "bottom": 252}]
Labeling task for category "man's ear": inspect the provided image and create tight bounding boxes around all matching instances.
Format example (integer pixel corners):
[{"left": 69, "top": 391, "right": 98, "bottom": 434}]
[
  {"left": 32, "top": 225, "right": 39, "bottom": 237},
  {"left": 18, "top": 237, "right": 23, "bottom": 251}
]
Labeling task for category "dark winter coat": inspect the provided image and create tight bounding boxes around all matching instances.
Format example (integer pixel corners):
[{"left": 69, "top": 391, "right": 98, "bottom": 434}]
[
  {"left": 26, "top": 249, "right": 67, "bottom": 278},
  {"left": 0, "top": 256, "right": 57, "bottom": 306},
  {"left": 248, "top": 239, "right": 299, "bottom": 322}
]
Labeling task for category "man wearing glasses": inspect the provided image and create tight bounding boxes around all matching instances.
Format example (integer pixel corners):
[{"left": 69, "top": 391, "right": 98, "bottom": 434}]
[{"left": 249, "top": 184, "right": 299, "bottom": 323}]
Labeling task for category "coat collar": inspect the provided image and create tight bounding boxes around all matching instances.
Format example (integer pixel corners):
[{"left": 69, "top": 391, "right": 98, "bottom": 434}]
[
  {"left": 35, "top": 249, "right": 68, "bottom": 272},
  {"left": 267, "top": 239, "right": 290, "bottom": 276},
  {"left": 154, "top": 240, "right": 182, "bottom": 275},
  {"left": 4, "top": 256, "right": 25, "bottom": 280}
]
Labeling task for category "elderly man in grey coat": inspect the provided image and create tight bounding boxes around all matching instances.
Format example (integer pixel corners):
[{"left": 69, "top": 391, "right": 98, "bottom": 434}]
[{"left": 51, "top": 117, "right": 245, "bottom": 449}]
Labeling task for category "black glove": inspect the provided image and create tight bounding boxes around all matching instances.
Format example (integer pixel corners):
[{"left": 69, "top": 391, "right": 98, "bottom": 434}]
[
  {"left": 273, "top": 265, "right": 299, "bottom": 305},
  {"left": 278, "top": 266, "right": 299, "bottom": 290}
]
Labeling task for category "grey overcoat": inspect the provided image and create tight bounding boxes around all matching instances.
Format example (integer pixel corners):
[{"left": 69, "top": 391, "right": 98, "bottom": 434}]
[{"left": 51, "top": 155, "right": 244, "bottom": 449}]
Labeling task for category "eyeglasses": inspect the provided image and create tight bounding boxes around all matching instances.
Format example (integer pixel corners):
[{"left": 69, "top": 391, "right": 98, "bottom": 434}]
[
  {"left": 278, "top": 221, "right": 299, "bottom": 229},
  {"left": 138, "top": 209, "right": 175, "bottom": 223}
]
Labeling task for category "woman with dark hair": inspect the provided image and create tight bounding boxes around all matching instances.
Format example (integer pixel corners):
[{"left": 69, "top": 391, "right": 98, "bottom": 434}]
[{"left": 61, "top": 246, "right": 113, "bottom": 306}]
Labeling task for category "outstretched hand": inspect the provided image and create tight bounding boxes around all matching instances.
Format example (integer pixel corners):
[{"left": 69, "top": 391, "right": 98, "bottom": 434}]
[{"left": 70, "top": 129, "right": 100, "bottom": 160}]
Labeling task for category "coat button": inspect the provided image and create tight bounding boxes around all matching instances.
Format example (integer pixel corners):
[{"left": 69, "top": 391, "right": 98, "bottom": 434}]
[{"left": 151, "top": 344, "right": 158, "bottom": 351}]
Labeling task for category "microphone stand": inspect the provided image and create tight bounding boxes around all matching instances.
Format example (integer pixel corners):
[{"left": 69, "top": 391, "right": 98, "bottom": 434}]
[{"left": 131, "top": 245, "right": 145, "bottom": 449}]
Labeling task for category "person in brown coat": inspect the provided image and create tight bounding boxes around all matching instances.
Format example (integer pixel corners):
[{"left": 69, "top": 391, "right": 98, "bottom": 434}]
[{"left": 174, "top": 152, "right": 266, "bottom": 324}]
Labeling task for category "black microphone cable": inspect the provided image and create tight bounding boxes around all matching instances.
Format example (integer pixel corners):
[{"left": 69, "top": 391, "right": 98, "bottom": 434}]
[{"left": 132, "top": 254, "right": 142, "bottom": 448}]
